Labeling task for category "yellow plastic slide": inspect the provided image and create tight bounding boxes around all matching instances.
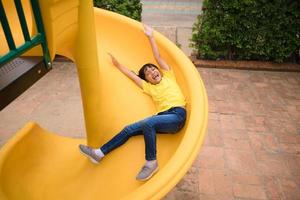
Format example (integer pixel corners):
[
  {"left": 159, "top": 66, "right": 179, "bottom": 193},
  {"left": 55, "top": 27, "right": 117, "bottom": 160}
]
[{"left": 0, "top": 0, "right": 208, "bottom": 199}]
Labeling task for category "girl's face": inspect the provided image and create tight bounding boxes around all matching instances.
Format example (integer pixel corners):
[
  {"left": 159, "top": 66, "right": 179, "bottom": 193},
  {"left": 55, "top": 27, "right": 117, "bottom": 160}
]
[{"left": 144, "top": 66, "right": 162, "bottom": 84}]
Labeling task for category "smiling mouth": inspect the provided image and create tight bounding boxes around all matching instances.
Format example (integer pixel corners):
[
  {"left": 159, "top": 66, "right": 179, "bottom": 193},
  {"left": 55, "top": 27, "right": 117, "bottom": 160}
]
[{"left": 152, "top": 74, "right": 160, "bottom": 80}]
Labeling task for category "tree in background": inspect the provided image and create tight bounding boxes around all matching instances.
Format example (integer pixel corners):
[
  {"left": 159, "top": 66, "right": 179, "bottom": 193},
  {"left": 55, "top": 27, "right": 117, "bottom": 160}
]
[
  {"left": 191, "top": 0, "right": 300, "bottom": 63},
  {"left": 94, "top": 0, "right": 142, "bottom": 21}
]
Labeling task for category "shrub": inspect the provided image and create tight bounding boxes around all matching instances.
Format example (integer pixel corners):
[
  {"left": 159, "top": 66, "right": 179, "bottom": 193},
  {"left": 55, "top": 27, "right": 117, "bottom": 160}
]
[
  {"left": 94, "top": 0, "right": 142, "bottom": 21},
  {"left": 191, "top": 0, "right": 300, "bottom": 62}
]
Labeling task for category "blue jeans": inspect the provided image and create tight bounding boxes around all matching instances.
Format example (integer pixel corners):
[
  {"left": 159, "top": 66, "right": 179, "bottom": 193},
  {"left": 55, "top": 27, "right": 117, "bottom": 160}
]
[{"left": 100, "top": 107, "right": 186, "bottom": 161}]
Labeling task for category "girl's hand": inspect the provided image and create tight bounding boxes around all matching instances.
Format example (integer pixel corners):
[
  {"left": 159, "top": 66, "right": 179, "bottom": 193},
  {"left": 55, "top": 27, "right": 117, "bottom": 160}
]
[
  {"left": 143, "top": 24, "right": 153, "bottom": 38},
  {"left": 108, "top": 53, "right": 120, "bottom": 67},
  {"left": 107, "top": 53, "right": 143, "bottom": 88}
]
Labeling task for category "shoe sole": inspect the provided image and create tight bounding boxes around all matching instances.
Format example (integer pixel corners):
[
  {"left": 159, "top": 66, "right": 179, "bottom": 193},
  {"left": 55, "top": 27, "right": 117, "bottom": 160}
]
[
  {"left": 79, "top": 147, "right": 100, "bottom": 164},
  {"left": 136, "top": 166, "right": 159, "bottom": 181}
]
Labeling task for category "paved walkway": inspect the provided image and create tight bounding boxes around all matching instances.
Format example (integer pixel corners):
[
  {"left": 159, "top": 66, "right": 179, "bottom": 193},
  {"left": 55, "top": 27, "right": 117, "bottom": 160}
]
[
  {"left": 165, "top": 68, "right": 300, "bottom": 200},
  {"left": 1, "top": 1, "right": 300, "bottom": 200},
  {"left": 141, "top": 0, "right": 202, "bottom": 56},
  {"left": 142, "top": 0, "right": 202, "bottom": 27}
]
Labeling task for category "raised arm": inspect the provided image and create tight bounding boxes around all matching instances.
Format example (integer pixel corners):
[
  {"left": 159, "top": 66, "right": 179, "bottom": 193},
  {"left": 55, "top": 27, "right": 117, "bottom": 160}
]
[
  {"left": 108, "top": 53, "right": 143, "bottom": 88},
  {"left": 143, "top": 24, "right": 170, "bottom": 71}
]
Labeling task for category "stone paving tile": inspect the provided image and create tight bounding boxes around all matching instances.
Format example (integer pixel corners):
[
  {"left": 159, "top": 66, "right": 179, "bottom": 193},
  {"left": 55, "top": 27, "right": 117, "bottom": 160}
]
[
  {"left": 196, "top": 146, "right": 225, "bottom": 170},
  {"left": 233, "top": 183, "right": 267, "bottom": 200},
  {"left": 142, "top": 0, "right": 202, "bottom": 16}
]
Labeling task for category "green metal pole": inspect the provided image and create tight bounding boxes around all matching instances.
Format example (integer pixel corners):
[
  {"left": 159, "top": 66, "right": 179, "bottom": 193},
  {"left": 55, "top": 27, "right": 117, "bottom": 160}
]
[
  {"left": 14, "top": 0, "right": 31, "bottom": 41},
  {"left": 30, "top": 0, "right": 52, "bottom": 69},
  {"left": 0, "top": 0, "right": 16, "bottom": 50}
]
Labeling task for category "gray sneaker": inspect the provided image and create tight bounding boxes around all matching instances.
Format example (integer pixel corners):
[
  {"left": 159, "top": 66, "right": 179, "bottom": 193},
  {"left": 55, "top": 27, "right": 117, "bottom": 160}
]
[
  {"left": 136, "top": 162, "right": 159, "bottom": 181},
  {"left": 79, "top": 144, "right": 102, "bottom": 164}
]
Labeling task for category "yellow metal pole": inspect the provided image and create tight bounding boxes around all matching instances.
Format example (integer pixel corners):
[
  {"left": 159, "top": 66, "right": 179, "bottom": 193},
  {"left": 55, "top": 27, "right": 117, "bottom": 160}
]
[{"left": 76, "top": 0, "right": 101, "bottom": 146}]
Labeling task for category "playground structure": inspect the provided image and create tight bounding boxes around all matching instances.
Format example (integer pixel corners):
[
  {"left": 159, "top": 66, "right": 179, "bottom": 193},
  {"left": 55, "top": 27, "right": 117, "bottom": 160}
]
[{"left": 0, "top": 0, "right": 208, "bottom": 199}]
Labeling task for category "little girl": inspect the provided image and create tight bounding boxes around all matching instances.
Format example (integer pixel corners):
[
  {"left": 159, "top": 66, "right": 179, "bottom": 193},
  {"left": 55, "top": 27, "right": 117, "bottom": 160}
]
[{"left": 79, "top": 25, "right": 186, "bottom": 181}]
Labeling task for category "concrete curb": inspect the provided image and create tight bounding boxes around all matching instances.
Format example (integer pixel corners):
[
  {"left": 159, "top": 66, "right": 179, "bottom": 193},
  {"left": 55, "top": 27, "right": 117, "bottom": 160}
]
[{"left": 191, "top": 56, "right": 300, "bottom": 72}]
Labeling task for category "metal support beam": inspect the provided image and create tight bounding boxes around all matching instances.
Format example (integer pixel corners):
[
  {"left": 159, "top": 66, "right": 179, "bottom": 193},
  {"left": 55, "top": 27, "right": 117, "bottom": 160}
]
[
  {"left": 14, "top": 0, "right": 31, "bottom": 41},
  {"left": 0, "top": 0, "right": 16, "bottom": 50}
]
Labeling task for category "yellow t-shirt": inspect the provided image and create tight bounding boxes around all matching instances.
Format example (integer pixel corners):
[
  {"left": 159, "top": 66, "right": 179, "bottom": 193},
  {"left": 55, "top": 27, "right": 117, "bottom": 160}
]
[{"left": 142, "top": 69, "right": 186, "bottom": 113}]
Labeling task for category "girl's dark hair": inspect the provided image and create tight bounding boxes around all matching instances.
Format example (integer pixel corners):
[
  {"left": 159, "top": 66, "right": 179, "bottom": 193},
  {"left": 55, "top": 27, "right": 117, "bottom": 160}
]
[{"left": 138, "top": 63, "right": 159, "bottom": 81}]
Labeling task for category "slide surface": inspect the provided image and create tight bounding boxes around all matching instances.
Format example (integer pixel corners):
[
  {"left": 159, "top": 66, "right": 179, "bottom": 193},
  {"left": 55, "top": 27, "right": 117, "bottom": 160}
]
[{"left": 0, "top": 0, "right": 208, "bottom": 199}]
